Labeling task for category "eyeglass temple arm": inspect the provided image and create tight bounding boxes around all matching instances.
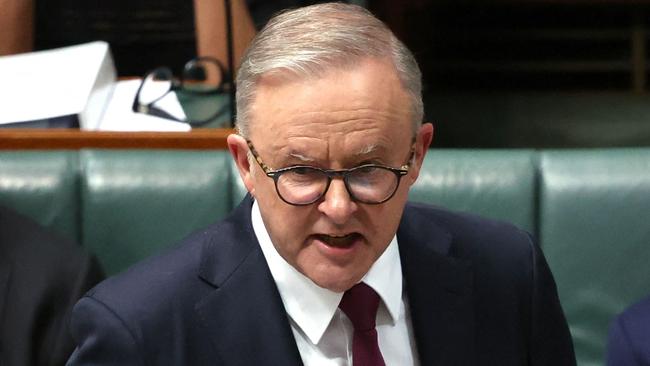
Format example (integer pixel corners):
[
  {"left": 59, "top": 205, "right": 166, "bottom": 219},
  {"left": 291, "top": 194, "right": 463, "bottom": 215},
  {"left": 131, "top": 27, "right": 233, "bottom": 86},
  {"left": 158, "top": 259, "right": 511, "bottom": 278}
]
[{"left": 246, "top": 140, "right": 274, "bottom": 174}]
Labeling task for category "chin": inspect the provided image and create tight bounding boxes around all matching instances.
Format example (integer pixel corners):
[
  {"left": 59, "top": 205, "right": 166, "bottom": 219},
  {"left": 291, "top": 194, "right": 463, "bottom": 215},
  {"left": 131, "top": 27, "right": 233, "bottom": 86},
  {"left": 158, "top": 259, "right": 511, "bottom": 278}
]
[{"left": 308, "top": 269, "right": 364, "bottom": 293}]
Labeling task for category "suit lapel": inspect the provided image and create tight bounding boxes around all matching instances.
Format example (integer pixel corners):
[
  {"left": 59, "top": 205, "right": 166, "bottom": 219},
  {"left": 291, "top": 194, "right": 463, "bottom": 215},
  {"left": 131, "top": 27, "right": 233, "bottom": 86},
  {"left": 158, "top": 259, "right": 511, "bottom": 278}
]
[
  {"left": 398, "top": 204, "right": 476, "bottom": 365},
  {"left": 193, "top": 198, "right": 476, "bottom": 365},
  {"left": 194, "top": 196, "right": 303, "bottom": 366}
]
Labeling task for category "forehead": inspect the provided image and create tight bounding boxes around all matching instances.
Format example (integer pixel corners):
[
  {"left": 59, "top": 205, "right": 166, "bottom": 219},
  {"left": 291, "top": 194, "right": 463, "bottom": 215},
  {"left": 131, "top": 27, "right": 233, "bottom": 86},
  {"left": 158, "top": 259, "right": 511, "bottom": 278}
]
[{"left": 248, "top": 58, "right": 414, "bottom": 154}]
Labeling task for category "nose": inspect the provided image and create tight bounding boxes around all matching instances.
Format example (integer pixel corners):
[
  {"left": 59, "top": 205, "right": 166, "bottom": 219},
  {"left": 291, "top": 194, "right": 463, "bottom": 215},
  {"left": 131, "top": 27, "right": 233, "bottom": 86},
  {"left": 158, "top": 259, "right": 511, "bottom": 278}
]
[{"left": 318, "top": 178, "right": 357, "bottom": 225}]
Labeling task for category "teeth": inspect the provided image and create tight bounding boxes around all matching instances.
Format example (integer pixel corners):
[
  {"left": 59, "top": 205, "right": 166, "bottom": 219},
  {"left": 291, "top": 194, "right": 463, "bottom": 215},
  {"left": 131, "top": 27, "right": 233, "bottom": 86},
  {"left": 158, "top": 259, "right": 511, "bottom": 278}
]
[{"left": 317, "top": 233, "right": 358, "bottom": 248}]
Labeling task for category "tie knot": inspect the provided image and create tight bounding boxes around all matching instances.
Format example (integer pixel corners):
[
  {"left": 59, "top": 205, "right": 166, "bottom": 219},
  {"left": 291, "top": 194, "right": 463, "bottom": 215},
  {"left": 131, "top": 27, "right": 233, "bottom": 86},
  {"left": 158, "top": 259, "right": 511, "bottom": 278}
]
[{"left": 339, "top": 282, "right": 381, "bottom": 331}]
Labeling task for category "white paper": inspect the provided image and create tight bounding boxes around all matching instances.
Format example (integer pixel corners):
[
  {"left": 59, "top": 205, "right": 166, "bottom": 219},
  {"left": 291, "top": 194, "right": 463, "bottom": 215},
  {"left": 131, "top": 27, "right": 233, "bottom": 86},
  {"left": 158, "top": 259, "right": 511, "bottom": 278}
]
[{"left": 0, "top": 42, "right": 115, "bottom": 126}]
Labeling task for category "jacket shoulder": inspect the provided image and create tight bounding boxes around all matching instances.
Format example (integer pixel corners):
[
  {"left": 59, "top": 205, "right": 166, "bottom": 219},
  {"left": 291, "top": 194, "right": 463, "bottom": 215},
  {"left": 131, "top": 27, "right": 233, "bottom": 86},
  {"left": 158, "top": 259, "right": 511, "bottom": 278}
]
[{"left": 402, "top": 201, "right": 533, "bottom": 257}]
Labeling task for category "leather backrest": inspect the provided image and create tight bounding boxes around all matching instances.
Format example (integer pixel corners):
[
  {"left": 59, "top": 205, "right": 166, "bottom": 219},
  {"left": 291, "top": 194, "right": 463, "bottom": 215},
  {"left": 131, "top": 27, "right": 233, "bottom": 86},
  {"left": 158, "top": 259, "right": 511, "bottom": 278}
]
[
  {"left": 0, "top": 151, "right": 80, "bottom": 242},
  {"left": 540, "top": 148, "right": 650, "bottom": 365},
  {"left": 410, "top": 149, "right": 538, "bottom": 233},
  {"left": 4, "top": 147, "right": 650, "bottom": 366},
  {"left": 80, "top": 150, "right": 233, "bottom": 274}
]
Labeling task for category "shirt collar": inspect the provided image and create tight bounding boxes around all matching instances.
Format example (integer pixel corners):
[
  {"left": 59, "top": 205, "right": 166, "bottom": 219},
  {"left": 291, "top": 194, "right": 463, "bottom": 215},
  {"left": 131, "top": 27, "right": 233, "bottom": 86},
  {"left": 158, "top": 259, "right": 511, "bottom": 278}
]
[{"left": 252, "top": 200, "right": 403, "bottom": 345}]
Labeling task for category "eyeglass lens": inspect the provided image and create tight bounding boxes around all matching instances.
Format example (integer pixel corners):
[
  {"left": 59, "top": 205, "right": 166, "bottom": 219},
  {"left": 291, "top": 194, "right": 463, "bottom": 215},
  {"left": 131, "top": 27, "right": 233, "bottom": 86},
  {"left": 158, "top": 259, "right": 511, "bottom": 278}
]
[
  {"left": 139, "top": 68, "right": 173, "bottom": 105},
  {"left": 182, "top": 59, "right": 224, "bottom": 92},
  {"left": 275, "top": 166, "right": 400, "bottom": 204},
  {"left": 177, "top": 59, "right": 226, "bottom": 123},
  {"left": 137, "top": 58, "right": 228, "bottom": 125}
]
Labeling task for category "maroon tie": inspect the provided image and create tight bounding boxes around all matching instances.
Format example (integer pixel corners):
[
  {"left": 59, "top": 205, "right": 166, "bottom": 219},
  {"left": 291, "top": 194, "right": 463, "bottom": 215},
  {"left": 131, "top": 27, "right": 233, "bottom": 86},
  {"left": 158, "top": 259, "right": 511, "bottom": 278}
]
[{"left": 339, "top": 283, "right": 386, "bottom": 366}]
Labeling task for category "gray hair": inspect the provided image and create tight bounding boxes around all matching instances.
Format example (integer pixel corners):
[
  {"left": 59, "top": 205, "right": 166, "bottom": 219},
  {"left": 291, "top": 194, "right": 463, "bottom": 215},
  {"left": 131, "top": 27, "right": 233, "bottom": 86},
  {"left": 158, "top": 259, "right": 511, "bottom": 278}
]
[{"left": 235, "top": 2, "right": 423, "bottom": 138}]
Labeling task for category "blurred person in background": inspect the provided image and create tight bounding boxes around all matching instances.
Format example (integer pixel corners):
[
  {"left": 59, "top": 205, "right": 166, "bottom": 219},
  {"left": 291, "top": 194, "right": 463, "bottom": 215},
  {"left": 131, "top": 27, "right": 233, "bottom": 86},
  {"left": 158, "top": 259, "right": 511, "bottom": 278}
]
[
  {"left": 0, "top": 205, "right": 104, "bottom": 365},
  {"left": 1, "top": 0, "right": 255, "bottom": 76},
  {"left": 606, "top": 295, "right": 650, "bottom": 366}
]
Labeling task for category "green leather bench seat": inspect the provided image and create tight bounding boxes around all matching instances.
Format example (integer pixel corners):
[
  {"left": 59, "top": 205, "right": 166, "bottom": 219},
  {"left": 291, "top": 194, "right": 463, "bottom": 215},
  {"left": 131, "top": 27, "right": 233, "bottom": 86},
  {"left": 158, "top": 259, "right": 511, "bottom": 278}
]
[
  {"left": 410, "top": 150, "right": 537, "bottom": 234},
  {"left": 0, "top": 151, "right": 79, "bottom": 242},
  {"left": 540, "top": 149, "right": 650, "bottom": 366},
  {"left": 80, "top": 150, "right": 233, "bottom": 274},
  {"left": 2, "top": 147, "right": 650, "bottom": 366}
]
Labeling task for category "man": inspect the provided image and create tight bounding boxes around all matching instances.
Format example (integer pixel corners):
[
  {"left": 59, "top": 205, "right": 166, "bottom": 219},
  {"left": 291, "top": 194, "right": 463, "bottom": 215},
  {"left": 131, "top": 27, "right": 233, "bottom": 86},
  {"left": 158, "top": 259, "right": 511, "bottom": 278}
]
[
  {"left": 0, "top": 205, "right": 104, "bottom": 365},
  {"left": 67, "top": 3, "right": 575, "bottom": 365},
  {"left": 606, "top": 295, "right": 650, "bottom": 365}
]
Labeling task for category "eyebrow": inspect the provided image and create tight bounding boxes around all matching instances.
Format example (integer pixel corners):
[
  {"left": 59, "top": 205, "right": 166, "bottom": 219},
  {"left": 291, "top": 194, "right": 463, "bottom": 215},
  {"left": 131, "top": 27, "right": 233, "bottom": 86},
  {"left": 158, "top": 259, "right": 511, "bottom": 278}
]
[
  {"left": 283, "top": 143, "right": 388, "bottom": 165},
  {"left": 288, "top": 152, "right": 315, "bottom": 163},
  {"left": 357, "top": 143, "right": 381, "bottom": 156}
]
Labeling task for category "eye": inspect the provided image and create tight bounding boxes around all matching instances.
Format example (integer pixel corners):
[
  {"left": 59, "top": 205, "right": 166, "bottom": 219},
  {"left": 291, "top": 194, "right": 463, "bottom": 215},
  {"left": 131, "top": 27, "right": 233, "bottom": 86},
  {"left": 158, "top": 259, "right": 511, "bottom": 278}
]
[
  {"left": 280, "top": 167, "right": 324, "bottom": 188},
  {"left": 355, "top": 165, "right": 378, "bottom": 174},
  {"left": 293, "top": 167, "right": 311, "bottom": 175},
  {"left": 285, "top": 166, "right": 322, "bottom": 181}
]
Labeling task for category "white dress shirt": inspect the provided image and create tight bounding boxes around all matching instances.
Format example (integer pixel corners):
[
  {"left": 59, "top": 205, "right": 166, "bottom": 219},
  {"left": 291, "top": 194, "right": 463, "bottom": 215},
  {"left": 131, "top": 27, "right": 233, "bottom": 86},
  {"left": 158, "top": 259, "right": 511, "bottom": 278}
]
[{"left": 252, "top": 201, "right": 420, "bottom": 365}]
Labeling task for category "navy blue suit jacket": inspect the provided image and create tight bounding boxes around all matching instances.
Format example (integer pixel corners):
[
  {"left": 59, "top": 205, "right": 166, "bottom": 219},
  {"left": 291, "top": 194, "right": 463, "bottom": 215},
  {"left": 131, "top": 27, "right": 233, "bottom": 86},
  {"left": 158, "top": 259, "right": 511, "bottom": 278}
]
[
  {"left": 607, "top": 295, "right": 650, "bottom": 366},
  {"left": 68, "top": 196, "right": 575, "bottom": 365}
]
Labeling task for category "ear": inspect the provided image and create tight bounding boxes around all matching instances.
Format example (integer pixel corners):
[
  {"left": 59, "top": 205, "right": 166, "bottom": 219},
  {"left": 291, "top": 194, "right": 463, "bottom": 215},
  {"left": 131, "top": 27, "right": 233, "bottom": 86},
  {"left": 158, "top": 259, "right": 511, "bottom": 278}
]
[
  {"left": 227, "top": 134, "right": 256, "bottom": 196},
  {"left": 407, "top": 122, "right": 434, "bottom": 185}
]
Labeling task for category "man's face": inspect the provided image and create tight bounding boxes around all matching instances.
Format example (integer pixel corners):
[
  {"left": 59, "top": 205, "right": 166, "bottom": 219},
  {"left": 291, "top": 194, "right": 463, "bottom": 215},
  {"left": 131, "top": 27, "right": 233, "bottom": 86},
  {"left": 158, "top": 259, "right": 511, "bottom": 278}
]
[{"left": 230, "top": 58, "right": 432, "bottom": 292}]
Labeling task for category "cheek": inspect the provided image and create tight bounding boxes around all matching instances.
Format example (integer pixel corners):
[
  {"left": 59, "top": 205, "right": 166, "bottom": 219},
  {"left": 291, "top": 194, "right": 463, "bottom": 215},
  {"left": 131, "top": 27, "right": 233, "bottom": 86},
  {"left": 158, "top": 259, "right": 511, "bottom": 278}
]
[
  {"left": 258, "top": 196, "right": 314, "bottom": 257},
  {"left": 273, "top": 207, "right": 308, "bottom": 238},
  {"left": 249, "top": 168, "right": 270, "bottom": 198},
  {"left": 394, "top": 177, "right": 413, "bottom": 203},
  {"left": 372, "top": 189, "right": 409, "bottom": 237}
]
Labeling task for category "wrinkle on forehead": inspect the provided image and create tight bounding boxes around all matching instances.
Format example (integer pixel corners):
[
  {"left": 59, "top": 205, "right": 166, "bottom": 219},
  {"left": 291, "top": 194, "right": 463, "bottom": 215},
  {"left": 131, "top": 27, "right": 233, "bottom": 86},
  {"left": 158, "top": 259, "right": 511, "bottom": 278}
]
[
  {"left": 249, "top": 57, "right": 414, "bottom": 164},
  {"left": 266, "top": 131, "right": 396, "bottom": 168},
  {"left": 284, "top": 118, "right": 384, "bottom": 139},
  {"left": 250, "top": 65, "right": 411, "bottom": 135},
  {"left": 288, "top": 152, "right": 315, "bottom": 163}
]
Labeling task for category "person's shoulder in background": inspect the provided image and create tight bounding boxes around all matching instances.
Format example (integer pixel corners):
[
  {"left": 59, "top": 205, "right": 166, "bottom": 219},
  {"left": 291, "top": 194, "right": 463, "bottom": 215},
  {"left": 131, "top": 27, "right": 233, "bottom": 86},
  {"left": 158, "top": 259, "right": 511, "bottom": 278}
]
[
  {"left": 606, "top": 294, "right": 650, "bottom": 366},
  {"left": 0, "top": 205, "right": 104, "bottom": 366}
]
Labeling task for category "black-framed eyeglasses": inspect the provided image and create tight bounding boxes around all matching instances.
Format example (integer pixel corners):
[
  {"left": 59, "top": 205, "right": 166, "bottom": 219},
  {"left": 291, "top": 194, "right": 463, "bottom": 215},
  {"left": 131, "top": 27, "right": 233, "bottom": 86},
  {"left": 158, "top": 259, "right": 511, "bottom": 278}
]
[
  {"left": 247, "top": 140, "right": 415, "bottom": 206},
  {"left": 132, "top": 57, "right": 231, "bottom": 127}
]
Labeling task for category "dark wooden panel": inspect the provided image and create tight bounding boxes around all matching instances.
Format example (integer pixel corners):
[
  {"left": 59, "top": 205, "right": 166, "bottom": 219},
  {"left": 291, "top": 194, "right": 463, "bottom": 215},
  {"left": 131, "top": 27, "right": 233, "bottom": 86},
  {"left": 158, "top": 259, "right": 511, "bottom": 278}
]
[
  {"left": 370, "top": 0, "right": 650, "bottom": 92},
  {"left": 0, "top": 129, "right": 234, "bottom": 150}
]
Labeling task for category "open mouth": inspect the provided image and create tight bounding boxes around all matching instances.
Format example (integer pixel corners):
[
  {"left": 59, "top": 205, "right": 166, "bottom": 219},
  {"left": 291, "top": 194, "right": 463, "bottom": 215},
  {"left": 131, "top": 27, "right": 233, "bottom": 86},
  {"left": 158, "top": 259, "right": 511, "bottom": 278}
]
[{"left": 314, "top": 233, "right": 362, "bottom": 248}]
